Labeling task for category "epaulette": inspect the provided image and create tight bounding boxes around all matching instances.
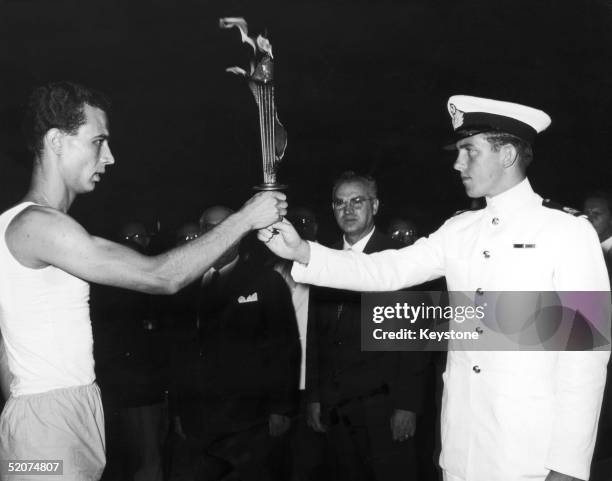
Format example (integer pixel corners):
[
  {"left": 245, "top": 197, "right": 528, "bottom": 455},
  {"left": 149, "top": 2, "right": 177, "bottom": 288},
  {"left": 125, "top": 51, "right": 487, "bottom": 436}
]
[
  {"left": 542, "top": 199, "right": 587, "bottom": 218},
  {"left": 452, "top": 199, "right": 486, "bottom": 217}
]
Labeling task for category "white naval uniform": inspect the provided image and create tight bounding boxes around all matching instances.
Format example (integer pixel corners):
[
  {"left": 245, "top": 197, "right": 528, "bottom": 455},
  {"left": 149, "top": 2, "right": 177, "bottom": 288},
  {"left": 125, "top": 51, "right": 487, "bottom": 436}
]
[{"left": 292, "top": 178, "right": 611, "bottom": 481}]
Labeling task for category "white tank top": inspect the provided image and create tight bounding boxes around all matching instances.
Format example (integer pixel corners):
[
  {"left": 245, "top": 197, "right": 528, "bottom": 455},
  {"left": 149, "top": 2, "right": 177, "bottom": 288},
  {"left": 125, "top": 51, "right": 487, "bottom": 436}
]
[{"left": 0, "top": 202, "right": 94, "bottom": 396}]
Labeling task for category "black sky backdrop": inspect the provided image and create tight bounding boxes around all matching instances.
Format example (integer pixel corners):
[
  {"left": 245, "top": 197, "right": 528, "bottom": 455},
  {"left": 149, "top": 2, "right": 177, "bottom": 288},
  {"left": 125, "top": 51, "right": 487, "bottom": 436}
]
[{"left": 1, "top": 0, "right": 612, "bottom": 244}]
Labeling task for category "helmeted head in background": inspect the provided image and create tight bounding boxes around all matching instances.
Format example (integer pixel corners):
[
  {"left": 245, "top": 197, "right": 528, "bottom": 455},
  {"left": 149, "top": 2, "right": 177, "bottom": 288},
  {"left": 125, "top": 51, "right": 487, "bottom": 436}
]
[
  {"left": 387, "top": 218, "right": 417, "bottom": 246},
  {"left": 119, "top": 222, "right": 151, "bottom": 253},
  {"left": 583, "top": 191, "right": 612, "bottom": 242},
  {"left": 175, "top": 222, "right": 200, "bottom": 246},
  {"left": 287, "top": 206, "right": 318, "bottom": 242}
]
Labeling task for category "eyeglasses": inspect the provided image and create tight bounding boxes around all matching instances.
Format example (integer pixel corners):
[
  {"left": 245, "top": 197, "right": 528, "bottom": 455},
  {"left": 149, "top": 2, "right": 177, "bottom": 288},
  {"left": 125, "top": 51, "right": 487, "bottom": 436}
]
[
  {"left": 122, "top": 233, "right": 151, "bottom": 243},
  {"left": 179, "top": 233, "right": 200, "bottom": 243},
  {"left": 332, "top": 196, "right": 374, "bottom": 211},
  {"left": 390, "top": 229, "right": 416, "bottom": 244}
]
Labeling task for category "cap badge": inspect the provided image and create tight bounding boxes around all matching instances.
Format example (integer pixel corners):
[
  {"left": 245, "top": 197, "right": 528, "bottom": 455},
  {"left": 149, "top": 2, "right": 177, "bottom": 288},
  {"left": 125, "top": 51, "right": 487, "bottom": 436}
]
[{"left": 449, "top": 103, "right": 464, "bottom": 129}]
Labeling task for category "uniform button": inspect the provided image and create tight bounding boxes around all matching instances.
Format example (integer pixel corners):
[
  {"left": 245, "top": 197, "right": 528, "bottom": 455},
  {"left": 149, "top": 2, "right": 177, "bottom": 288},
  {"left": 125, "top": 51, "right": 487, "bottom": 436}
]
[
  {"left": 483, "top": 250, "right": 490, "bottom": 258},
  {"left": 473, "top": 365, "right": 481, "bottom": 373},
  {"left": 475, "top": 327, "right": 483, "bottom": 334},
  {"left": 334, "top": 340, "right": 342, "bottom": 346},
  {"left": 476, "top": 288, "right": 484, "bottom": 295},
  {"left": 492, "top": 217, "right": 500, "bottom": 225},
  {"left": 125, "top": 351, "right": 131, "bottom": 357}
]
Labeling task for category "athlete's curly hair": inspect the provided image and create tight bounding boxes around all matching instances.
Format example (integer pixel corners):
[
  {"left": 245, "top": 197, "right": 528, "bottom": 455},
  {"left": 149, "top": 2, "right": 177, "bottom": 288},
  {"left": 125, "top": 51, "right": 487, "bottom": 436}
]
[{"left": 23, "top": 81, "right": 111, "bottom": 157}]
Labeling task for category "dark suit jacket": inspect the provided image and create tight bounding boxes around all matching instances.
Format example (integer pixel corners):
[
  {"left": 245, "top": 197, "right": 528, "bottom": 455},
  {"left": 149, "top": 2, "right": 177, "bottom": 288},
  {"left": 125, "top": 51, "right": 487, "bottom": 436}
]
[
  {"left": 91, "top": 285, "right": 168, "bottom": 408},
  {"left": 177, "top": 258, "right": 301, "bottom": 439},
  {"left": 305, "top": 229, "right": 430, "bottom": 415}
]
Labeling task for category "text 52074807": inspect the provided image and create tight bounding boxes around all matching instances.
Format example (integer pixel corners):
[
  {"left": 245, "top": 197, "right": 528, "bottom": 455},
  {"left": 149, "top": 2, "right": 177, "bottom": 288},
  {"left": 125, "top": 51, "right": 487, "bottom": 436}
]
[{"left": 1, "top": 460, "right": 63, "bottom": 475}]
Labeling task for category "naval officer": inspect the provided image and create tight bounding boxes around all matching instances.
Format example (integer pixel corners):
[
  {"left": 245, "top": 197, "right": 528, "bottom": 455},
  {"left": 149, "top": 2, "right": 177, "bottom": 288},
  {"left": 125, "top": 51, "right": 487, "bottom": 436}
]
[{"left": 258, "top": 96, "right": 611, "bottom": 481}]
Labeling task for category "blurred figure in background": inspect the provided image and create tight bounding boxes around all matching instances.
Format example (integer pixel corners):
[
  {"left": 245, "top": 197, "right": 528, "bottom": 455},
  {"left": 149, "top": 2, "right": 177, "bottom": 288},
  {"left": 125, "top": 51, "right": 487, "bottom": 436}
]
[
  {"left": 387, "top": 215, "right": 444, "bottom": 481},
  {"left": 176, "top": 222, "right": 201, "bottom": 246},
  {"left": 583, "top": 191, "right": 612, "bottom": 475},
  {"left": 584, "top": 191, "right": 612, "bottom": 263},
  {"left": 386, "top": 217, "right": 418, "bottom": 247},
  {"left": 172, "top": 206, "right": 300, "bottom": 481},
  {"left": 274, "top": 207, "right": 328, "bottom": 481},
  {"left": 92, "top": 222, "right": 169, "bottom": 481},
  {"left": 165, "top": 220, "right": 204, "bottom": 477}
]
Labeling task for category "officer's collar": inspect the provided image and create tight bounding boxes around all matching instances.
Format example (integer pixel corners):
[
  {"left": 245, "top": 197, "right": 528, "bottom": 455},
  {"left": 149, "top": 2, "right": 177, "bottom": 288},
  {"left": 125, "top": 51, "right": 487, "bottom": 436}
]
[{"left": 485, "top": 178, "right": 535, "bottom": 213}]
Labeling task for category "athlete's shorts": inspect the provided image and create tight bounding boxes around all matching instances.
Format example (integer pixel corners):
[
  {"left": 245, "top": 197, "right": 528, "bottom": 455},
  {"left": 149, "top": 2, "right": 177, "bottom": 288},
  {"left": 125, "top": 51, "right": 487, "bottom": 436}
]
[{"left": 0, "top": 383, "right": 105, "bottom": 481}]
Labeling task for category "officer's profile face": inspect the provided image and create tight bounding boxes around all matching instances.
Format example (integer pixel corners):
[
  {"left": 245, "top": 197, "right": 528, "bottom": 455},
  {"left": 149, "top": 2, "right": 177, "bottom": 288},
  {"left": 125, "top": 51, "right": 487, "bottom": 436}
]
[
  {"left": 332, "top": 180, "right": 378, "bottom": 241},
  {"left": 584, "top": 197, "right": 612, "bottom": 238},
  {"left": 453, "top": 134, "right": 506, "bottom": 198}
]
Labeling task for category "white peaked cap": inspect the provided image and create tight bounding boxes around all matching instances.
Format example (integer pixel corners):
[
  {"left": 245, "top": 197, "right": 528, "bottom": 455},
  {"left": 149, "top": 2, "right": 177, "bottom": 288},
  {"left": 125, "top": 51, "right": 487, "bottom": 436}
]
[{"left": 447, "top": 95, "right": 552, "bottom": 143}]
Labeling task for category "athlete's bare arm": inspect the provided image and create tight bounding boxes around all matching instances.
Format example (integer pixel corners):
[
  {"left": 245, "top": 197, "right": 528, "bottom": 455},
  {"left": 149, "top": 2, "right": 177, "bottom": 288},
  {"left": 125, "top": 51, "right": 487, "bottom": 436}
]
[{"left": 6, "top": 191, "right": 286, "bottom": 294}]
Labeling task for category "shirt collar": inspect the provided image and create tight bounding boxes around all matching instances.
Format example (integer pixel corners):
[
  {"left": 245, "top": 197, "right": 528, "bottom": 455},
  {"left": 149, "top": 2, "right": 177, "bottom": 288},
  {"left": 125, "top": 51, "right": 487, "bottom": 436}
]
[
  {"left": 485, "top": 177, "right": 536, "bottom": 214},
  {"left": 218, "top": 255, "right": 239, "bottom": 275},
  {"left": 203, "top": 255, "right": 239, "bottom": 284},
  {"left": 343, "top": 226, "right": 375, "bottom": 253},
  {"left": 601, "top": 235, "right": 612, "bottom": 251}
]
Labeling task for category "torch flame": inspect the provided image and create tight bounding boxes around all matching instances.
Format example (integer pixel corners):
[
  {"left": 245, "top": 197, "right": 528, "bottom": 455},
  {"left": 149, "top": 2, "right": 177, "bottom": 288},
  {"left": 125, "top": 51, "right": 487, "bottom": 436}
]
[{"left": 218, "top": 17, "right": 256, "bottom": 54}]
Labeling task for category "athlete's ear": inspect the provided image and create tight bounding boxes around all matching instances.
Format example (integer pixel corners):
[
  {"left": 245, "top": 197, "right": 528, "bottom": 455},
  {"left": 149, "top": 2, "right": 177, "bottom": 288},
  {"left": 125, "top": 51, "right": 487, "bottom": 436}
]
[{"left": 44, "top": 128, "right": 64, "bottom": 156}]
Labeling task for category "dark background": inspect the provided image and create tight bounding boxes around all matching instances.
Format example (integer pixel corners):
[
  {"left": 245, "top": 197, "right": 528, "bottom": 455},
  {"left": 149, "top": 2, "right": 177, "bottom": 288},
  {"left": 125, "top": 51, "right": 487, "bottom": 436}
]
[{"left": 1, "top": 0, "right": 612, "bottom": 244}]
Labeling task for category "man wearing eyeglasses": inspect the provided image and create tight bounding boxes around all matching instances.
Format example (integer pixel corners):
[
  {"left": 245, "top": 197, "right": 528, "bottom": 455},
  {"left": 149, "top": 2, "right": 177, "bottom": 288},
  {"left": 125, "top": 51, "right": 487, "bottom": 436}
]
[
  {"left": 304, "top": 171, "right": 428, "bottom": 481},
  {"left": 260, "top": 96, "right": 611, "bottom": 481}
]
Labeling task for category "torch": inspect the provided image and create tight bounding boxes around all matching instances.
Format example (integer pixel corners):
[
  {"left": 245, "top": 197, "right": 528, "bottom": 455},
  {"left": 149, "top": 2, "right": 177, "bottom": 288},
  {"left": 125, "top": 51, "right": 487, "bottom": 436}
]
[{"left": 220, "top": 17, "right": 288, "bottom": 191}]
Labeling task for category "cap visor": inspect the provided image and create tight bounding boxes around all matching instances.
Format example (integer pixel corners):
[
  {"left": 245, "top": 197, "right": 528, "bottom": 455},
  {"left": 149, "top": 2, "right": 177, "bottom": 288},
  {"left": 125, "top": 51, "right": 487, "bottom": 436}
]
[{"left": 441, "top": 128, "right": 488, "bottom": 150}]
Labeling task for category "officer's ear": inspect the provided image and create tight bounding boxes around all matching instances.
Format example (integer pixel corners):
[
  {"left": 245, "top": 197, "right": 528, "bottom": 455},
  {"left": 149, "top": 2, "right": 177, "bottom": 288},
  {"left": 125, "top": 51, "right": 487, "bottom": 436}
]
[
  {"left": 500, "top": 143, "right": 519, "bottom": 169},
  {"left": 372, "top": 198, "right": 380, "bottom": 216}
]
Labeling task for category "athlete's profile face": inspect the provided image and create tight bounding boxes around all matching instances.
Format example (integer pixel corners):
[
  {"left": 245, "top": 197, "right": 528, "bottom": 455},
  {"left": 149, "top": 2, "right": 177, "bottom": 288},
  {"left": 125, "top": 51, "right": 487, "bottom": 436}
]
[{"left": 58, "top": 104, "right": 114, "bottom": 194}]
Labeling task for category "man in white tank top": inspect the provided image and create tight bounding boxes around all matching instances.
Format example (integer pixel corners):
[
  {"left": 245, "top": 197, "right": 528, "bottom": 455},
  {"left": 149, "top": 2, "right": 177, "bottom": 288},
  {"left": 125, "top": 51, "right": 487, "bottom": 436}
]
[{"left": 0, "top": 81, "right": 287, "bottom": 481}]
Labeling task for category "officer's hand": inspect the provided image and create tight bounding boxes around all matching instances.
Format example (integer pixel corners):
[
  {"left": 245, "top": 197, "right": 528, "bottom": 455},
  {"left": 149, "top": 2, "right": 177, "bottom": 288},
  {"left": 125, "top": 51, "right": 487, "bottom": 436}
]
[
  {"left": 391, "top": 409, "right": 416, "bottom": 441},
  {"left": 258, "top": 218, "right": 310, "bottom": 263},
  {"left": 544, "top": 471, "right": 576, "bottom": 481},
  {"left": 239, "top": 191, "right": 287, "bottom": 230},
  {"left": 269, "top": 413, "right": 291, "bottom": 437}
]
